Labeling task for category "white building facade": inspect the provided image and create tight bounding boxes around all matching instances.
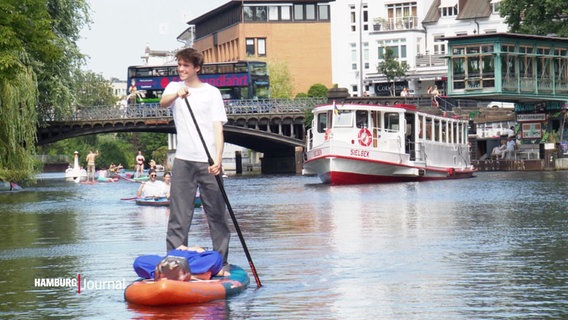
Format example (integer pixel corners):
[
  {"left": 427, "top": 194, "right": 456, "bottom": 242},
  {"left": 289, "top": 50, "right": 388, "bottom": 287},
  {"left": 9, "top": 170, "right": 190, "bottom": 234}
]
[{"left": 330, "top": 0, "right": 509, "bottom": 97}]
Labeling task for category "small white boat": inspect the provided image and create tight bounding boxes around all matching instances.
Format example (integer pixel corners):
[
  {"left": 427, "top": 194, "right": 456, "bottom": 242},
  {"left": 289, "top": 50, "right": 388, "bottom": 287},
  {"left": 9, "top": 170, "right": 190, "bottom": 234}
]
[{"left": 303, "top": 102, "right": 476, "bottom": 185}]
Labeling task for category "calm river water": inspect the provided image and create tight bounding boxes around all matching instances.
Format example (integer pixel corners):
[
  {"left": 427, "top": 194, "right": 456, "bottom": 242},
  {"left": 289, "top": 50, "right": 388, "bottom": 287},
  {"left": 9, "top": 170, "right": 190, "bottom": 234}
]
[{"left": 0, "top": 171, "right": 567, "bottom": 319}]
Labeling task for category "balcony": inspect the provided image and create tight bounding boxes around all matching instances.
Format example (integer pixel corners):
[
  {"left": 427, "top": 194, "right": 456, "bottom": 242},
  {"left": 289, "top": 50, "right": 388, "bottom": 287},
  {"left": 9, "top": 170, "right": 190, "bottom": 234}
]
[
  {"left": 373, "top": 16, "right": 419, "bottom": 32},
  {"left": 415, "top": 53, "right": 447, "bottom": 68}
]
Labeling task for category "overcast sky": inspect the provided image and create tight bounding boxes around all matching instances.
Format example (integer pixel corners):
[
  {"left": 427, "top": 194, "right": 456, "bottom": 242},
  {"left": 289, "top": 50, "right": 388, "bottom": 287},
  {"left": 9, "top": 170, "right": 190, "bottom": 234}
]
[{"left": 78, "top": 0, "right": 228, "bottom": 80}]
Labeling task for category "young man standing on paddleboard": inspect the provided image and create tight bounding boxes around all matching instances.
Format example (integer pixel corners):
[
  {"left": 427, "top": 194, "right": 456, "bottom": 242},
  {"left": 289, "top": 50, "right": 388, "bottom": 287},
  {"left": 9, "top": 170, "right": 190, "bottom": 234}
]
[{"left": 159, "top": 48, "right": 230, "bottom": 276}]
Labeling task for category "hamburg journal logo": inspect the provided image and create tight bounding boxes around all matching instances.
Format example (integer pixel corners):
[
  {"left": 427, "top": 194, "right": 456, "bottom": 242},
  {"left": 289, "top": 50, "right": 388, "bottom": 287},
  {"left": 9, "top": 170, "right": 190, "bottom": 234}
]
[{"left": 34, "top": 274, "right": 127, "bottom": 293}]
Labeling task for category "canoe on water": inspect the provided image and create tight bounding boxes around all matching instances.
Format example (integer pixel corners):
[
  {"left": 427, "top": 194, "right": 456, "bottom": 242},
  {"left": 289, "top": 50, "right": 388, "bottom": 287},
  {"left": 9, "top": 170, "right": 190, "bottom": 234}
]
[
  {"left": 135, "top": 197, "right": 169, "bottom": 207},
  {"left": 124, "top": 264, "right": 249, "bottom": 306},
  {"left": 134, "top": 196, "right": 202, "bottom": 208}
]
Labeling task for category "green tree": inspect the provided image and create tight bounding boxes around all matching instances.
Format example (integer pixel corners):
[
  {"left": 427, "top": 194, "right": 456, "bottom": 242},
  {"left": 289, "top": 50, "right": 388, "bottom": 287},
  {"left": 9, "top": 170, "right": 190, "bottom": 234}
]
[
  {"left": 377, "top": 47, "right": 409, "bottom": 96},
  {"left": 307, "top": 83, "right": 328, "bottom": 98},
  {"left": 73, "top": 71, "right": 118, "bottom": 109},
  {"left": 0, "top": 0, "right": 89, "bottom": 182},
  {"left": 40, "top": 0, "right": 91, "bottom": 119},
  {"left": 268, "top": 60, "right": 294, "bottom": 98},
  {"left": 152, "top": 146, "right": 170, "bottom": 170},
  {"left": 499, "top": 0, "right": 568, "bottom": 37}
]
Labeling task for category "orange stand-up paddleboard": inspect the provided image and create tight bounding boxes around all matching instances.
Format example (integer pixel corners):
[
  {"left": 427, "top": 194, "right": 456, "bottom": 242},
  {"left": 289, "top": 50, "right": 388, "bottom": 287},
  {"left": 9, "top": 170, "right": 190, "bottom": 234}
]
[{"left": 124, "top": 264, "right": 249, "bottom": 306}]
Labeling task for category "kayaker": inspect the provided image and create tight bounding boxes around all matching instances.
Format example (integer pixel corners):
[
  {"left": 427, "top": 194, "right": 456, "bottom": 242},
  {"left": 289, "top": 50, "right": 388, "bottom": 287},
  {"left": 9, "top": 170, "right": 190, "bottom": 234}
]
[
  {"left": 133, "top": 245, "right": 224, "bottom": 281},
  {"left": 163, "top": 171, "right": 171, "bottom": 199},
  {"left": 136, "top": 169, "right": 167, "bottom": 198}
]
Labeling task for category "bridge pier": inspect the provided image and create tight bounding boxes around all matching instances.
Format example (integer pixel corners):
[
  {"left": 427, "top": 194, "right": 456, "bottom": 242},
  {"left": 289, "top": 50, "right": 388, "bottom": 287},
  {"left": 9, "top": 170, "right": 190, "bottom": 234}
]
[
  {"left": 235, "top": 151, "right": 243, "bottom": 174},
  {"left": 260, "top": 147, "right": 304, "bottom": 174}
]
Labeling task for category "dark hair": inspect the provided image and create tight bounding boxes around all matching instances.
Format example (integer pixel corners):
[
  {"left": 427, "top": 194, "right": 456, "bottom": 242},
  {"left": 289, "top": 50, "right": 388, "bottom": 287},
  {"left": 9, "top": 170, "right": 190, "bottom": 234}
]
[
  {"left": 175, "top": 48, "right": 204, "bottom": 70},
  {"left": 148, "top": 169, "right": 157, "bottom": 175}
]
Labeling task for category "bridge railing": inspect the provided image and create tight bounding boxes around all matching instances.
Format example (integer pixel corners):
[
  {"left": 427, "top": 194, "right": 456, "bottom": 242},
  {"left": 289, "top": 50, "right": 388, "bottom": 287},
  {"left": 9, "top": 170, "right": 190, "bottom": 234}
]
[
  {"left": 224, "top": 98, "right": 327, "bottom": 114},
  {"left": 50, "top": 98, "right": 328, "bottom": 122}
]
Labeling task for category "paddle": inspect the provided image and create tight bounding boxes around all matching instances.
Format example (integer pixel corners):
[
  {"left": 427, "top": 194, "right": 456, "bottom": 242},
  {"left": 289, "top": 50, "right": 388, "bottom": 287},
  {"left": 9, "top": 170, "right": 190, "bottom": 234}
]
[
  {"left": 120, "top": 197, "right": 138, "bottom": 201},
  {"left": 184, "top": 97, "right": 262, "bottom": 288}
]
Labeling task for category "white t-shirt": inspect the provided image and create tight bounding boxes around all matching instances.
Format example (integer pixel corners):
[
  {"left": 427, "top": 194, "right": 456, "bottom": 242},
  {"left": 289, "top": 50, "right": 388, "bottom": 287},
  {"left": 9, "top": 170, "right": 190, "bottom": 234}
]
[
  {"left": 506, "top": 139, "right": 516, "bottom": 151},
  {"left": 141, "top": 180, "right": 168, "bottom": 198},
  {"left": 162, "top": 81, "right": 227, "bottom": 162}
]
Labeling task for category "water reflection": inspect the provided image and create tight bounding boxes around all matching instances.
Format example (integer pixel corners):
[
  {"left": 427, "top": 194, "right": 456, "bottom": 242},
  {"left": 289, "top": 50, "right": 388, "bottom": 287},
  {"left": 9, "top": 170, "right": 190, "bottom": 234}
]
[
  {"left": 127, "top": 299, "right": 228, "bottom": 320},
  {"left": 0, "top": 172, "right": 567, "bottom": 319}
]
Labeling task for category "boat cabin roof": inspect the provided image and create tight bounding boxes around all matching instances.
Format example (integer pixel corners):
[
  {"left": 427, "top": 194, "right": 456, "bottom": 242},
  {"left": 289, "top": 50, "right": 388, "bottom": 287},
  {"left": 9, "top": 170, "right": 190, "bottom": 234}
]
[{"left": 314, "top": 103, "right": 418, "bottom": 113}]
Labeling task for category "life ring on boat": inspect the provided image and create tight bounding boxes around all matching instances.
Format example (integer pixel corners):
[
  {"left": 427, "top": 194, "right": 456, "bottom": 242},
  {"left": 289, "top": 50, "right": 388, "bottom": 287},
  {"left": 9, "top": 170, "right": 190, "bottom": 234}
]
[
  {"left": 358, "top": 128, "right": 372, "bottom": 147},
  {"left": 324, "top": 128, "right": 332, "bottom": 141}
]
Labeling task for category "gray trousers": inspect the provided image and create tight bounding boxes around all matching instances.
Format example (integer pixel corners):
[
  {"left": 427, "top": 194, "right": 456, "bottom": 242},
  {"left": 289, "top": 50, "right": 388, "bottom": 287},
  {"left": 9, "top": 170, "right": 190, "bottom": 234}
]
[{"left": 166, "top": 159, "right": 230, "bottom": 265}]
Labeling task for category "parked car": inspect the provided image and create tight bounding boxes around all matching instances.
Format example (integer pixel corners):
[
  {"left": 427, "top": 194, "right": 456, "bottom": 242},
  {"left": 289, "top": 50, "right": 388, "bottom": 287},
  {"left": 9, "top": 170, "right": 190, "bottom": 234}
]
[{"left": 487, "top": 101, "right": 515, "bottom": 109}]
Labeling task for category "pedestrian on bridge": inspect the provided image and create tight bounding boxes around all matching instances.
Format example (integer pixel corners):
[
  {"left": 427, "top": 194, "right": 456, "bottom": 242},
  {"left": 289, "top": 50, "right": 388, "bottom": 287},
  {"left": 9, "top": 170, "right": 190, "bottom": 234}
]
[{"left": 159, "top": 47, "right": 231, "bottom": 276}]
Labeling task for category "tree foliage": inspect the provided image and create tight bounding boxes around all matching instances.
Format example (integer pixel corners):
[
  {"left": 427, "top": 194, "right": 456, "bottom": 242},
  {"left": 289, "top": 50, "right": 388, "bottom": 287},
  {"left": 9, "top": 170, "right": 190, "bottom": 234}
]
[
  {"left": 377, "top": 47, "right": 409, "bottom": 96},
  {"left": 307, "top": 83, "right": 328, "bottom": 98},
  {"left": 39, "top": 132, "right": 169, "bottom": 172},
  {"left": 0, "top": 0, "right": 89, "bottom": 182},
  {"left": 268, "top": 60, "right": 294, "bottom": 98},
  {"left": 499, "top": 0, "right": 568, "bottom": 37},
  {"left": 73, "top": 71, "right": 118, "bottom": 109}
]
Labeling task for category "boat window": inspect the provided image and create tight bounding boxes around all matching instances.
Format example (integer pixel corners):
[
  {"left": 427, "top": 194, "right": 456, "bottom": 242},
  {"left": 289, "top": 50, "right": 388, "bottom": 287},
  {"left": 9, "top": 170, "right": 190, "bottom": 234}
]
[
  {"left": 425, "top": 119, "right": 432, "bottom": 140},
  {"left": 356, "top": 110, "right": 368, "bottom": 128},
  {"left": 384, "top": 112, "right": 400, "bottom": 132},
  {"left": 334, "top": 110, "right": 354, "bottom": 127},
  {"left": 317, "top": 113, "right": 328, "bottom": 133},
  {"left": 418, "top": 115, "right": 424, "bottom": 139},
  {"left": 433, "top": 120, "right": 440, "bottom": 141}
]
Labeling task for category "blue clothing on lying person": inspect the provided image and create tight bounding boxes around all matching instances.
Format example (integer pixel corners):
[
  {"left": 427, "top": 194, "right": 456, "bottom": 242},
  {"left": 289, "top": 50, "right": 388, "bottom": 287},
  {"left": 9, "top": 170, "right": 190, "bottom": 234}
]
[{"left": 133, "top": 249, "right": 223, "bottom": 279}]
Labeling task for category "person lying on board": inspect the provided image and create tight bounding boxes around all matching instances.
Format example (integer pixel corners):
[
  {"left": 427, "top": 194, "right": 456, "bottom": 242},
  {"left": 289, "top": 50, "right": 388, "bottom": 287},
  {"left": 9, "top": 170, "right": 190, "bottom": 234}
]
[{"left": 133, "top": 245, "right": 226, "bottom": 281}]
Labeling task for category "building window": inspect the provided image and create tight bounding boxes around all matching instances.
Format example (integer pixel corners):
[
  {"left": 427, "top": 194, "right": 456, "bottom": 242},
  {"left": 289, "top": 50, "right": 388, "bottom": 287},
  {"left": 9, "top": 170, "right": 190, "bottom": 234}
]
[
  {"left": 281, "top": 6, "right": 291, "bottom": 20},
  {"left": 258, "top": 38, "right": 266, "bottom": 56},
  {"left": 363, "top": 42, "right": 369, "bottom": 69},
  {"left": 491, "top": 0, "right": 501, "bottom": 14},
  {"left": 433, "top": 35, "right": 446, "bottom": 55},
  {"left": 386, "top": 2, "right": 417, "bottom": 30},
  {"left": 378, "top": 39, "right": 407, "bottom": 61},
  {"left": 450, "top": 44, "right": 496, "bottom": 91},
  {"left": 439, "top": 0, "right": 459, "bottom": 17},
  {"left": 318, "top": 4, "right": 329, "bottom": 20},
  {"left": 351, "top": 43, "right": 357, "bottom": 69},
  {"left": 363, "top": 4, "right": 369, "bottom": 31},
  {"left": 266, "top": 5, "right": 293, "bottom": 21},
  {"left": 350, "top": 5, "right": 356, "bottom": 32},
  {"left": 294, "top": 4, "right": 304, "bottom": 20},
  {"left": 244, "top": 6, "right": 268, "bottom": 21},
  {"left": 268, "top": 6, "right": 279, "bottom": 20},
  {"left": 246, "top": 38, "right": 255, "bottom": 56},
  {"left": 306, "top": 4, "right": 316, "bottom": 20}
]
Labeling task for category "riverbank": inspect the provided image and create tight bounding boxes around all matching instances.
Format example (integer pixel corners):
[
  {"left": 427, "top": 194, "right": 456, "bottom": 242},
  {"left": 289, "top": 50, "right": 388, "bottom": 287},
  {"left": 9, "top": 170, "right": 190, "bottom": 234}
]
[{"left": 473, "top": 158, "right": 568, "bottom": 171}]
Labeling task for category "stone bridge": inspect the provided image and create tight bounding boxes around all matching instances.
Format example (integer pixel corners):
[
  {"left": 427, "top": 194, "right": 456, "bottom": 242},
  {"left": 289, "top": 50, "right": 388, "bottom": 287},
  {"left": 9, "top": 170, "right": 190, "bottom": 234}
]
[{"left": 38, "top": 98, "right": 327, "bottom": 174}]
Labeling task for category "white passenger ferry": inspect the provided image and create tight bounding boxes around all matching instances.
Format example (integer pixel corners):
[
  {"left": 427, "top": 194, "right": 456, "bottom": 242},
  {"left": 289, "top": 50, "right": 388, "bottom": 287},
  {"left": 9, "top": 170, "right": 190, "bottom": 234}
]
[{"left": 303, "top": 102, "right": 476, "bottom": 185}]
